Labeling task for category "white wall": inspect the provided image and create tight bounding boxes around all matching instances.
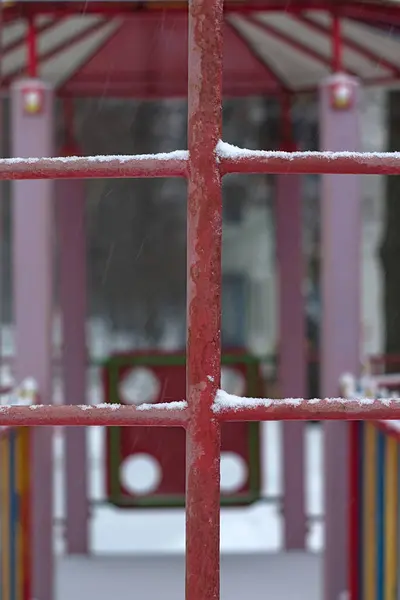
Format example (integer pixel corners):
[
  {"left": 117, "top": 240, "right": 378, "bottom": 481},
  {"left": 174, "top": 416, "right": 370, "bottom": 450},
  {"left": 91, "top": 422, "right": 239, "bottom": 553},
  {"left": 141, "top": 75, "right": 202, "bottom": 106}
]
[
  {"left": 222, "top": 194, "right": 277, "bottom": 356},
  {"left": 360, "top": 88, "right": 386, "bottom": 357}
]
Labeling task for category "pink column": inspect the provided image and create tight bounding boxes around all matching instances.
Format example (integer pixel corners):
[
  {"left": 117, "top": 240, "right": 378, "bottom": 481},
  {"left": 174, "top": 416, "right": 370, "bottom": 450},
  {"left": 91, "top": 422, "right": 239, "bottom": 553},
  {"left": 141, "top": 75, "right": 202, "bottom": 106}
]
[
  {"left": 319, "top": 74, "right": 361, "bottom": 600},
  {"left": 276, "top": 173, "right": 306, "bottom": 550},
  {"left": 57, "top": 177, "right": 89, "bottom": 554},
  {"left": 11, "top": 79, "right": 54, "bottom": 600}
]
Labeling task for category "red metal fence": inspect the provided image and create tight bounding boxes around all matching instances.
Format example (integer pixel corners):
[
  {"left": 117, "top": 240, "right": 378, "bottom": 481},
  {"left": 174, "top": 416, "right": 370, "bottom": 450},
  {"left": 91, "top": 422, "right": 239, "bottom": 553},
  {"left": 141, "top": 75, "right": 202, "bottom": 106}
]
[{"left": 1, "top": 0, "right": 400, "bottom": 598}]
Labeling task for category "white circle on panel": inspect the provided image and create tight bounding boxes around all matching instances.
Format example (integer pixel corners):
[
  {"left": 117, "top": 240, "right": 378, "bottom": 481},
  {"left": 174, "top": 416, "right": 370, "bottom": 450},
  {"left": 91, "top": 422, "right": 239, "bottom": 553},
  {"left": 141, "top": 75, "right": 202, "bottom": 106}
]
[
  {"left": 119, "top": 367, "right": 161, "bottom": 406},
  {"left": 220, "top": 452, "right": 247, "bottom": 494},
  {"left": 120, "top": 453, "right": 162, "bottom": 496},
  {"left": 221, "top": 367, "right": 246, "bottom": 396}
]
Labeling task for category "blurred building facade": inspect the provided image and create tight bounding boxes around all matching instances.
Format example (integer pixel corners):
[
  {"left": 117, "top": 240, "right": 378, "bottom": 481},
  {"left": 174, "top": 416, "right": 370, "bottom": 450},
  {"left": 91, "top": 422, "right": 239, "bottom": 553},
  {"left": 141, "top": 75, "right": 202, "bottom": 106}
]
[{"left": 0, "top": 88, "right": 387, "bottom": 366}]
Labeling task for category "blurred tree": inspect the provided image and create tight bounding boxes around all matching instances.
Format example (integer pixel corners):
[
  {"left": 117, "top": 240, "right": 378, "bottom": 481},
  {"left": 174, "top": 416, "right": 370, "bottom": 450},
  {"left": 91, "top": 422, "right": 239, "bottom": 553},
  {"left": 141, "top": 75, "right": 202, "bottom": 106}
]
[
  {"left": 77, "top": 98, "right": 187, "bottom": 343},
  {"left": 380, "top": 90, "right": 400, "bottom": 365}
]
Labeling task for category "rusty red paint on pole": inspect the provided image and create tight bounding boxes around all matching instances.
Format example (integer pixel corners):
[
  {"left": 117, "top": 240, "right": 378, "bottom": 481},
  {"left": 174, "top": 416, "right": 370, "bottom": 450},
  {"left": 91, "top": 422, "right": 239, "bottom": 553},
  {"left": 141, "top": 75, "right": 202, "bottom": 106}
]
[{"left": 186, "top": 0, "right": 223, "bottom": 595}]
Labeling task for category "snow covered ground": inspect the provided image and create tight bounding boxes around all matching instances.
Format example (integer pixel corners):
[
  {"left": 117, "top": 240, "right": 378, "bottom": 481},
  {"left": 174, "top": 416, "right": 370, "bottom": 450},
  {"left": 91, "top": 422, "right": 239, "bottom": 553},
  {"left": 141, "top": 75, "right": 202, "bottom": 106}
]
[
  {"left": 54, "top": 420, "right": 323, "bottom": 599},
  {"left": 58, "top": 553, "right": 322, "bottom": 600},
  {"left": 52, "top": 420, "right": 323, "bottom": 555}
]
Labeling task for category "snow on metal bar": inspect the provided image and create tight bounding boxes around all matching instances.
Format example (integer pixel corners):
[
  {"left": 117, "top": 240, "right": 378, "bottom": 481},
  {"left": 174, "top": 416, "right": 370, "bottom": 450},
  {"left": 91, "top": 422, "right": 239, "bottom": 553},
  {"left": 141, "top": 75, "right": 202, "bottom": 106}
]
[
  {"left": 213, "top": 389, "right": 400, "bottom": 421},
  {"left": 0, "top": 150, "right": 188, "bottom": 180},
  {"left": 340, "top": 370, "right": 400, "bottom": 436},
  {"left": 0, "top": 401, "right": 188, "bottom": 427},
  {"left": 216, "top": 140, "right": 400, "bottom": 176}
]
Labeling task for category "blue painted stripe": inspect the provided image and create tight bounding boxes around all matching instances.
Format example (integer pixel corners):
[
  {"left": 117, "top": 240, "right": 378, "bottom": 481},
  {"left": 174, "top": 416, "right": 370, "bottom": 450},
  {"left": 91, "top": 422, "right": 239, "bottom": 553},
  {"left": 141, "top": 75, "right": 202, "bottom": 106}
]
[
  {"left": 376, "top": 430, "right": 385, "bottom": 600},
  {"left": 9, "top": 431, "right": 17, "bottom": 600}
]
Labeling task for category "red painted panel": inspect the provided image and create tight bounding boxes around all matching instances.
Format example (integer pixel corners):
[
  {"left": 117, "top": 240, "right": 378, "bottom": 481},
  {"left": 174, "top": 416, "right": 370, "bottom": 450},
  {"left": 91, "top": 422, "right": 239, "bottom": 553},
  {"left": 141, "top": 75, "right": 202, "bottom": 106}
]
[{"left": 104, "top": 352, "right": 261, "bottom": 507}]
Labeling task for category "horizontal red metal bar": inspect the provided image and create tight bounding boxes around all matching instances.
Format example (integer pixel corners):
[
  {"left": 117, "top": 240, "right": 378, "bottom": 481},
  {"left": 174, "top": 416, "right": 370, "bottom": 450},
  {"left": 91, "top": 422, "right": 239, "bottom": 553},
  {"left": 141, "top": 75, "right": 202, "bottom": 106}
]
[
  {"left": 218, "top": 145, "right": 400, "bottom": 176},
  {"left": 0, "top": 154, "right": 188, "bottom": 180},
  {"left": 1, "top": 398, "right": 400, "bottom": 426},
  {"left": 0, "top": 403, "right": 188, "bottom": 427},
  {"left": 213, "top": 397, "right": 400, "bottom": 421},
  {"left": 2, "top": 149, "right": 400, "bottom": 180}
]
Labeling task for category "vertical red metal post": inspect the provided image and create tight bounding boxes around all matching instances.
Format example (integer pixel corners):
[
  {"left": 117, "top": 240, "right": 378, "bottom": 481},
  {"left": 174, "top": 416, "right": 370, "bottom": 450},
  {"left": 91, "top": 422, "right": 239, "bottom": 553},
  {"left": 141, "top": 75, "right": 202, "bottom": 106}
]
[
  {"left": 277, "top": 97, "right": 306, "bottom": 551},
  {"left": 27, "top": 18, "right": 38, "bottom": 78},
  {"left": 11, "top": 78, "right": 54, "bottom": 600},
  {"left": 57, "top": 175, "right": 89, "bottom": 554},
  {"left": 331, "top": 15, "right": 342, "bottom": 73},
  {"left": 186, "top": 0, "right": 223, "bottom": 595},
  {"left": 320, "top": 73, "right": 361, "bottom": 600},
  {"left": 276, "top": 173, "right": 306, "bottom": 550}
]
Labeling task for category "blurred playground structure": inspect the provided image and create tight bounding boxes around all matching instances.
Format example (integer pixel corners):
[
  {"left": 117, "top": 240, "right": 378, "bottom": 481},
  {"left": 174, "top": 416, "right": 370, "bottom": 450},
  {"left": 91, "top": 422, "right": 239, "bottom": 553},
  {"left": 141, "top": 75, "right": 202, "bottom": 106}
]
[
  {"left": 1, "top": 1, "right": 400, "bottom": 600},
  {"left": 4, "top": 358, "right": 400, "bottom": 600}
]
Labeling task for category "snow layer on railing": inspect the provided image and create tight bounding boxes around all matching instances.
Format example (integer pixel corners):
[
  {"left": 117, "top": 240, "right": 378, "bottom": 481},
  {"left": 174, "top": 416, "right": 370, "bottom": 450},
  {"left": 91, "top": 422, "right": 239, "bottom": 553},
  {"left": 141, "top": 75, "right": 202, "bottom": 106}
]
[
  {"left": 215, "top": 140, "right": 400, "bottom": 162},
  {"left": 339, "top": 372, "right": 400, "bottom": 433},
  {"left": 26, "top": 400, "right": 188, "bottom": 411},
  {"left": 137, "top": 400, "right": 187, "bottom": 411},
  {"left": 4, "top": 150, "right": 189, "bottom": 165},
  {"left": 212, "top": 389, "right": 399, "bottom": 413}
]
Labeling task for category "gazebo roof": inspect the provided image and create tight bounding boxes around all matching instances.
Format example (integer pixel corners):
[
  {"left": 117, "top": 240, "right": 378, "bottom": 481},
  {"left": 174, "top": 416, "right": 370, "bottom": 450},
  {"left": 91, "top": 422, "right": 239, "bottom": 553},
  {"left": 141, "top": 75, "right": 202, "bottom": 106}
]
[{"left": 2, "top": 1, "right": 400, "bottom": 98}]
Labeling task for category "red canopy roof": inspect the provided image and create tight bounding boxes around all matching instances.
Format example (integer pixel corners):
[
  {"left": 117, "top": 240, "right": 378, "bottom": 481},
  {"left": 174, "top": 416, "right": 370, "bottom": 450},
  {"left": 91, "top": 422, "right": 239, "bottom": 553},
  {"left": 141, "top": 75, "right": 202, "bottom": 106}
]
[{"left": 2, "top": 1, "right": 400, "bottom": 98}]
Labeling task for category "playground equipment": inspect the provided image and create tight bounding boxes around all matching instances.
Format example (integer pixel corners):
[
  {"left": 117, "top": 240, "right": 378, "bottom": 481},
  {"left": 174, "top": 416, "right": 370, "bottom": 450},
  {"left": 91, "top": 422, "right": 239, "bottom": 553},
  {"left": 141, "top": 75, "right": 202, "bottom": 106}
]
[
  {"left": 0, "top": 380, "right": 38, "bottom": 600},
  {"left": 103, "top": 351, "right": 262, "bottom": 507},
  {"left": 341, "top": 372, "right": 400, "bottom": 600}
]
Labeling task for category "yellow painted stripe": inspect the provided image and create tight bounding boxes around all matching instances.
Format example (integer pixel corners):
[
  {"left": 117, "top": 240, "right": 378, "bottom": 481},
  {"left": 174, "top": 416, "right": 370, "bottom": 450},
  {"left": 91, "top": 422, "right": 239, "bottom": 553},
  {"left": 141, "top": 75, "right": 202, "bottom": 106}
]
[
  {"left": 1, "top": 435, "right": 11, "bottom": 600},
  {"left": 384, "top": 434, "right": 398, "bottom": 600},
  {"left": 364, "top": 423, "right": 377, "bottom": 600}
]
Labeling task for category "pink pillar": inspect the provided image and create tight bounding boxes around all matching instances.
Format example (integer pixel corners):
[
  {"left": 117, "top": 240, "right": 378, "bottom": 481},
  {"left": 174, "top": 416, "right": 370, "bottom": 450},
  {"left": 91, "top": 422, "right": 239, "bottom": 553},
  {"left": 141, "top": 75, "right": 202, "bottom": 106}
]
[
  {"left": 276, "top": 173, "right": 306, "bottom": 550},
  {"left": 11, "top": 79, "right": 54, "bottom": 600},
  {"left": 319, "top": 74, "right": 361, "bottom": 600},
  {"left": 57, "top": 178, "right": 89, "bottom": 554}
]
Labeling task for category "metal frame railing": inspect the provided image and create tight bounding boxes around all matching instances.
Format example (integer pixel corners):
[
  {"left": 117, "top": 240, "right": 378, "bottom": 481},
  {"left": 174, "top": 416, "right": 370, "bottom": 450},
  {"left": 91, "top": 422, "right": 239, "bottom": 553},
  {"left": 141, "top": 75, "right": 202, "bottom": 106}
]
[{"left": 1, "top": 0, "right": 400, "bottom": 598}]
